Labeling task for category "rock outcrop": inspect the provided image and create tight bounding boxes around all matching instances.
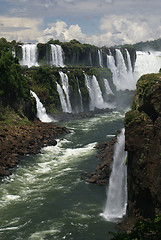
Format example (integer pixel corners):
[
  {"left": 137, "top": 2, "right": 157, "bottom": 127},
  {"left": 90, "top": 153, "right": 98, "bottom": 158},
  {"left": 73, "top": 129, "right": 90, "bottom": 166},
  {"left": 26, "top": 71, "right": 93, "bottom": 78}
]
[
  {"left": 0, "top": 122, "right": 69, "bottom": 177},
  {"left": 81, "top": 131, "right": 120, "bottom": 185},
  {"left": 125, "top": 73, "right": 161, "bottom": 218}
]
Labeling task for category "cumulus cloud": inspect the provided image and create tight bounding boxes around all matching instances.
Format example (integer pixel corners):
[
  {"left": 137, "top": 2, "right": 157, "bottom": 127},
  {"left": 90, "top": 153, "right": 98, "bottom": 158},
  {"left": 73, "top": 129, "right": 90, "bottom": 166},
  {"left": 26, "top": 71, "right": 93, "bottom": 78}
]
[
  {"left": 0, "top": 17, "right": 43, "bottom": 42},
  {"left": 0, "top": 14, "right": 160, "bottom": 47},
  {"left": 99, "top": 15, "right": 152, "bottom": 45},
  {"left": 41, "top": 21, "right": 86, "bottom": 43}
]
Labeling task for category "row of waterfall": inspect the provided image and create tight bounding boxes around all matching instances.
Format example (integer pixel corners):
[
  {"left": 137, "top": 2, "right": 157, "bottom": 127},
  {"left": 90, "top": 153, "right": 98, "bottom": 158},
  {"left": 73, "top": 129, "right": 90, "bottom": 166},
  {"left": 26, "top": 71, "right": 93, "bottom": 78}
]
[
  {"left": 18, "top": 46, "right": 161, "bottom": 223},
  {"left": 27, "top": 50, "right": 161, "bottom": 115},
  {"left": 20, "top": 44, "right": 65, "bottom": 68}
]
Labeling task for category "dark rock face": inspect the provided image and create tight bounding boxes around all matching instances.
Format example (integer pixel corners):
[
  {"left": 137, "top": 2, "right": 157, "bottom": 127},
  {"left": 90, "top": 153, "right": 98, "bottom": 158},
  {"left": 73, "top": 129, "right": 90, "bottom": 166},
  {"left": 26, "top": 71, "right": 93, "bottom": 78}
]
[
  {"left": 0, "top": 122, "right": 69, "bottom": 177},
  {"left": 125, "top": 73, "right": 161, "bottom": 218}
]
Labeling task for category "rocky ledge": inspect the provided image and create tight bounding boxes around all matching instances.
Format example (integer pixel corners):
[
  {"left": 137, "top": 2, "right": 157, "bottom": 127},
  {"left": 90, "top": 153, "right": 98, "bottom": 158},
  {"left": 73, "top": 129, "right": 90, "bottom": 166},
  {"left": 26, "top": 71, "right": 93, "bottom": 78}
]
[
  {"left": 81, "top": 131, "right": 120, "bottom": 185},
  {"left": 0, "top": 121, "right": 69, "bottom": 177},
  {"left": 125, "top": 73, "right": 161, "bottom": 218}
]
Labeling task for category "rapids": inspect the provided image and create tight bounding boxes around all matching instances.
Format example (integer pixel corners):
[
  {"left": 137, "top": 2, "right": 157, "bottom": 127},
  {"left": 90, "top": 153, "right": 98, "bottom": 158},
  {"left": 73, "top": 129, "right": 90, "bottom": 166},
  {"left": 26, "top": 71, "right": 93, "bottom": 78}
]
[{"left": 0, "top": 111, "right": 125, "bottom": 240}]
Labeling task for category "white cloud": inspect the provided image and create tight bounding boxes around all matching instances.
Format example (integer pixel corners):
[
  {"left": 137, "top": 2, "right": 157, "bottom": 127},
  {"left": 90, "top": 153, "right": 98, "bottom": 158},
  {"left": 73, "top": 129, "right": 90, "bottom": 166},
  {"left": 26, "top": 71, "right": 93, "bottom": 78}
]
[
  {"left": 0, "top": 15, "right": 160, "bottom": 47},
  {"left": 0, "top": 17, "right": 43, "bottom": 42},
  {"left": 99, "top": 15, "right": 152, "bottom": 45},
  {"left": 42, "top": 21, "right": 86, "bottom": 43}
]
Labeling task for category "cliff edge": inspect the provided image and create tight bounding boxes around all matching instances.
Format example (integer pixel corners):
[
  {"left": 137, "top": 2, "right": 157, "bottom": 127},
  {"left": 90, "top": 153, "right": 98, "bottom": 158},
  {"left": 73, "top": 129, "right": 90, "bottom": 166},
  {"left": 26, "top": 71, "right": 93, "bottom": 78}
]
[{"left": 125, "top": 72, "right": 161, "bottom": 218}]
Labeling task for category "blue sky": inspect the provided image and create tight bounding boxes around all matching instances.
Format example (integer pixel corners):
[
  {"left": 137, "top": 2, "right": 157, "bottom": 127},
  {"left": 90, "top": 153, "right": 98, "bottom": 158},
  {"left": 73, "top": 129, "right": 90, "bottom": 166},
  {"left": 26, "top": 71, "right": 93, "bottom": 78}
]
[{"left": 0, "top": 0, "right": 161, "bottom": 46}]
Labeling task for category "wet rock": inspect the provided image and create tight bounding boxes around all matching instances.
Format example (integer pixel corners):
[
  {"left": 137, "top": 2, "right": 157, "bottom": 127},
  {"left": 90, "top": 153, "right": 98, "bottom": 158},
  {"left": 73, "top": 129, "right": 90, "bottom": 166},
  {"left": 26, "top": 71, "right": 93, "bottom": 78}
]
[
  {"left": 0, "top": 121, "right": 69, "bottom": 178},
  {"left": 81, "top": 131, "right": 120, "bottom": 186}
]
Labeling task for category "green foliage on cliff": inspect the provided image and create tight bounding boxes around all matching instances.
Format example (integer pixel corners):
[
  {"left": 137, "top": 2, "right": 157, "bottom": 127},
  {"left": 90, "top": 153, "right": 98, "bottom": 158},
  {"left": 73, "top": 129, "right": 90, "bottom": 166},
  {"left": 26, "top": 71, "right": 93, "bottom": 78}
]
[
  {"left": 28, "top": 67, "right": 62, "bottom": 113},
  {"left": 0, "top": 51, "right": 28, "bottom": 106},
  {"left": 133, "top": 38, "right": 161, "bottom": 51},
  {"left": 110, "top": 216, "right": 161, "bottom": 240},
  {"left": 0, "top": 50, "right": 36, "bottom": 124}
]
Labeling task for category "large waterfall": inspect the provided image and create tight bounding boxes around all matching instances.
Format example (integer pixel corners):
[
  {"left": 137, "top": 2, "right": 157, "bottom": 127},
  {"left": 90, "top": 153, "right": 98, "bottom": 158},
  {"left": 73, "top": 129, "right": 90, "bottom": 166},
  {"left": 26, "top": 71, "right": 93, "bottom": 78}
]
[
  {"left": 50, "top": 44, "right": 65, "bottom": 67},
  {"left": 134, "top": 51, "right": 161, "bottom": 79},
  {"left": 107, "top": 49, "right": 135, "bottom": 91},
  {"left": 30, "top": 91, "right": 54, "bottom": 122},
  {"left": 21, "top": 44, "right": 39, "bottom": 68},
  {"left": 102, "top": 129, "right": 127, "bottom": 221},
  {"left": 84, "top": 74, "right": 112, "bottom": 111}
]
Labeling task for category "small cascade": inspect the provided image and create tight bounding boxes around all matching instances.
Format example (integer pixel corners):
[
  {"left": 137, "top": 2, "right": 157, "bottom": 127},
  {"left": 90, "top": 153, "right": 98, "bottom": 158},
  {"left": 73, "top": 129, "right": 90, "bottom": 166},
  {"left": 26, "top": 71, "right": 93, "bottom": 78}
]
[
  {"left": 50, "top": 44, "right": 64, "bottom": 67},
  {"left": 30, "top": 91, "right": 54, "bottom": 122},
  {"left": 84, "top": 74, "right": 111, "bottom": 111},
  {"left": 98, "top": 49, "right": 103, "bottom": 68},
  {"left": 103, "top": 78, "right": 114, "bottom": 95},
  {"left": 89, "top": 52, "right": 93, "bottom": 66},
  {"left": 59, "top": 72, "right": 72, "bottom": 113},
  {"left": 56, "top": 82, "right": 69, "bottom": 112},
  {"left": 126, "top": 49, "right": 133, "bottom": 72},
  {"left": 21, "top": 44, "right": 39, "bottom": 68},
  {"left": 134, "top": 51, "right": 161, "bottom": 80},
  {"left": 76, "top": 78, "right": 84, "bottom": 112},
  {"left": 102, "top": 129, "right": 127, "bottom": 221}
]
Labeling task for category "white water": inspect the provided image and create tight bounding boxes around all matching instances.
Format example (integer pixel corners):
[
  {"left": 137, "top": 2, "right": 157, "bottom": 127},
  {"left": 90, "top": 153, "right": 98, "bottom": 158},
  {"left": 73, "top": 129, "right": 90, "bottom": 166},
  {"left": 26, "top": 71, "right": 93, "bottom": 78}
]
[
  {"left": 76, "top": 78, "right": 84, "bottom": 112},
  {"left": 56, "top": 82, "right": 69, "bottom": 112},
  {"left": 30, "top": 91, "right": 54, "bottom": 122},
  {"left": 84, "top": 74, "right": 112, "bottom": 111},
  {"left": 116, "top": 49, "right": 135, "bottom": 90},
  {"left": 21, "top": 44, "right": 39, "bottom": 68},
  {"left": 107, "top": 49, "right": 136, "bottom": 91},
  {"left": 98, "top": 49, "right": 103, "bottom": 68},
  {"left": 59, "top": 72, "right": 72, "bottom": 113},
  {"left": 103, "top": 78, "right": 114, "bottom": 95},
  {"left": 134, "top": 51, "right": 161, "bottom": 80},
  {"left": 50, "top": 44, "right": 64, "bottom": 67},
  {"left": 102, "top": 128, "right": 127, "bottom": 221}
]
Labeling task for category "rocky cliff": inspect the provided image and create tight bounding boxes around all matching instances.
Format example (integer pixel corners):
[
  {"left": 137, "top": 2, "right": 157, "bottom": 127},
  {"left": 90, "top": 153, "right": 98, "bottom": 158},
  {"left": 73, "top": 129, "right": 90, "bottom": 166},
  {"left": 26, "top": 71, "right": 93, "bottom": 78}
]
[{"left": 125, "top": 72, "right": 161, "bottom": 218}]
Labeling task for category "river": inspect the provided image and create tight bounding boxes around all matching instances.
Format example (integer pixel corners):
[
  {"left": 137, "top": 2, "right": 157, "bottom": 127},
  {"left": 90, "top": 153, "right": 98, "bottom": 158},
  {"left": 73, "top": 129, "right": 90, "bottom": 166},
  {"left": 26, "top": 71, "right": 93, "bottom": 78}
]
[{"left": 0, "top": 111, "right": 125, "bottom": 240}]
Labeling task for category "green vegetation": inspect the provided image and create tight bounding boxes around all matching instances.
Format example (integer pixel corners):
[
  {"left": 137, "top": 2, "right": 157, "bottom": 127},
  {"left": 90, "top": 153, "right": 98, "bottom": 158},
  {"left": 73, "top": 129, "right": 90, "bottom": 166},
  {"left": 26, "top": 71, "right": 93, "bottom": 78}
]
[
  {"left": 110, "top": 216, "right": 161, "bottom": 240},
  {"left": 133, "top": 38, "right": 161, "bottom": 51},
  {"left": 0, "top": 51, "right": 28, "bottom": 105},
  {"left": 0, "top": 50, "right": 36, "bottom": 124}
]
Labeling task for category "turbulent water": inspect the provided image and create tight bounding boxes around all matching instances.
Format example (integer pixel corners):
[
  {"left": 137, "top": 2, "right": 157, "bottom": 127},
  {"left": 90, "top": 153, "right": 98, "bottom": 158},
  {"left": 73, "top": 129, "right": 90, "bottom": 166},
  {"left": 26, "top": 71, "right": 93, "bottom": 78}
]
[
  {"left": 0, "top": 111, "right": 125, "bottom": 240},
  {"left": 3, "top": 49, "right": 161, "bottom": 239}
]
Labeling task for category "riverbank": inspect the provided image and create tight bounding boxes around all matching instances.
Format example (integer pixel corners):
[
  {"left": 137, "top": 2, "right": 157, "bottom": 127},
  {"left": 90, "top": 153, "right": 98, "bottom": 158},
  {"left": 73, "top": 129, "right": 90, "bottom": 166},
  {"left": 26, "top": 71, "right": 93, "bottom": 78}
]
[{"left": 0, "top": 121, "right": 69, "bottom": 177}]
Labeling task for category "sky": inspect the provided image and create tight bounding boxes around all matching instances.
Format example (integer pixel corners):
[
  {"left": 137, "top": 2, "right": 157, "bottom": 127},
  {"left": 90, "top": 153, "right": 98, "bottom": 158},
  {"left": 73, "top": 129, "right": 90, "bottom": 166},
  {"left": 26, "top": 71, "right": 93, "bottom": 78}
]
[{"left": 0, "top": 0, "right": 161, "bottom": 47}]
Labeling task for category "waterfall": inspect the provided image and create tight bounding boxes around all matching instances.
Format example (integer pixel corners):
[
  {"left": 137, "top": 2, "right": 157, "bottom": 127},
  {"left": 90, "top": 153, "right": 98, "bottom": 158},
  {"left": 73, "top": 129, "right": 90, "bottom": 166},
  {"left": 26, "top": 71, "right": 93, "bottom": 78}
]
[
  {"left": 30, "top": 91, "right": 55, "bottom": 122},
  {"left": 50, "top": 44, "right": 64, "bottom": 67},
  {"left": 98, "top": 49, "right": 103, "bottom": 68},
  {"left": 84, "top": 74, "right": 112, "bottom": 111},
  {"left": 107, "top": 54, "right": 119, "bottom": 90},
  {"left": 107, "top": 49, "right": 136, "bottom": 91},
  {"left": 89, "top": 52, "right": 93, "bottom": 66},
  {"left": 56, "top": 82, "right": 69, "bottom": 112},
  {"left": 76, "top": 78, "right": 84, "bottom": 112},
  {"left": 103, "top": 78, "right": 114, "bottom": 95},
  {"left": 134, "top": 51, "right": 161, "bottom": 80},
  {"left": 59, "top": 72, "right": 72, "bottom": 113},
  {"left": 102, "top": 129, "right": 127, "bottom": 221},
  {"left": 21, "top": 44, "right": 39, "bottom": 68}
]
